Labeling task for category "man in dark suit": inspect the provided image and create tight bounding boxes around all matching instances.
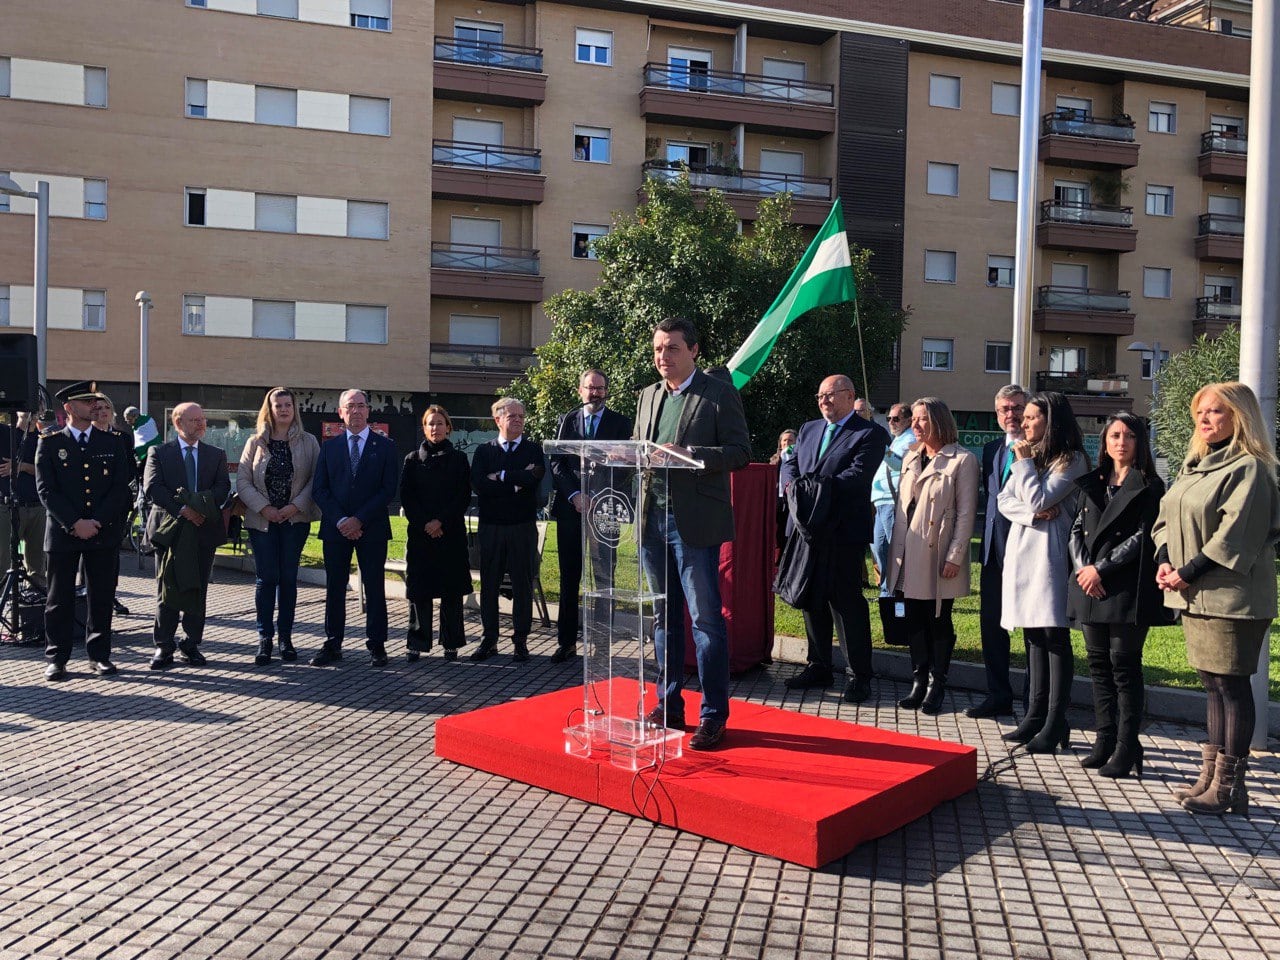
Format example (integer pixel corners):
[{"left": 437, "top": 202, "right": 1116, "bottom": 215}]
[
  {"left": 144, "top": 402, "right": 231, "bottom": 669},
  {"left": 966, "top": 383, "right": 1027, "bottom": 719},
  {"left": 634, "top": 317, "right": 751, "bottom": 751},
  {"left": 471, "top": 397, "right": 545, "bottom": 663},
  {"left": 35, "top": 382, "right": 135, "bottom": 680},
  {"left": 311, "top": 388, "right": 399, "bottom": 667},
  {"left": 781, "top": 375, "right": 889, "bottom": 703},
  {"left": 549, "top": 369, "right": 633, "bottom": 663}
]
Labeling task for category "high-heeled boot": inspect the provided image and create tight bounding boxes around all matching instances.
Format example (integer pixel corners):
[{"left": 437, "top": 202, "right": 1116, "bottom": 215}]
[
  {"left": 898, "top": 627, "right": 930, "bottom": 710},
  {"left": 1100, "top": 651, "right": 1143, "bottom": 778},
  {"left": 1003, "top": 643, "right": 1048, "bottom": 743},
  {"left": 1183, "top": 754, "right": 1248, "bottom": 816},
  {"left": 254, "top": 637, "right": 273, "bottom": 666},
  {"left": 1173, "top": 743, "right": 1221, "bottom": 802},
  {"left": 920, "top": 627, "right": 954, "bottom": 716},
  {"left": 1081, "top": 639, "right": 1116, "bottom": 768},
  {"left": 1025, "top": 645, "right": 1073, "bottom": 754}
]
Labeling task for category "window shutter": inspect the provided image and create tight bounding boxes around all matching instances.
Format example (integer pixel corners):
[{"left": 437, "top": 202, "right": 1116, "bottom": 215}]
[
  {"left": 84, "top": 67, "right": 107, "bottom": 106},
  {"left": 346, "top": 305, "right": 387, "bottom": 343},
  {"left": 255, "top": 194, "right": 297, "bottom": 233},
  {"left": 349, "top": 96, "right": 389, "bottom": 135},
  {"left": 258, "top": 0, "right": 298, "bottom": 17},
  {"left": 83, "top": 290, "right": 106, "bottom": 330},
  {"left": 350, "top": 0, "right": 390, "bottom": 15},
  {"left": 255, "top": 86, "right": 297, "bottom": 126},
  {"left": 347, "top": 201, "right": 389, "bottom": 239},
  {"left": 252, "top": 300, "right": 295, "bottom": 340}
]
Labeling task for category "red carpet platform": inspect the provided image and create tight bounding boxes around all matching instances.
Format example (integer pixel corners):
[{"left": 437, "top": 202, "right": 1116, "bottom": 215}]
[{"left": 435, "top": 683, "right": 977, "bottom": 868}]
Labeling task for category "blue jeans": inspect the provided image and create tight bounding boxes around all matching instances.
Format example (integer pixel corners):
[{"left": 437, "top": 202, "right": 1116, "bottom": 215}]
[
  {"left": 872, "top": 501, "right": 896, "bottom": 596},
  {"left": 248, "top": 522, "right": 311, "bottom": 642},
  {"left": 640, "top": 510, "right": 730, "bottom": 724}
]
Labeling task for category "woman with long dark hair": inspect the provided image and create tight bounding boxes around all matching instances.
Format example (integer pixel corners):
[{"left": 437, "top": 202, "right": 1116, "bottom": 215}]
[
  {"left": 1068, "top": 413, "right": 1164, "bottom": 778},
  {"left": 1154, "top": 382, "right": 1280, "bottom": 815},
  {"left": 998, "top": 392, "right": 1090, "bottom": 753}
]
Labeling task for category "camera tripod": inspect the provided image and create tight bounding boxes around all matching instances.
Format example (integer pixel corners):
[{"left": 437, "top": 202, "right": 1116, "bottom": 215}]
[{"left": 0, "top": 422, "right": 43, "bottom": 644}]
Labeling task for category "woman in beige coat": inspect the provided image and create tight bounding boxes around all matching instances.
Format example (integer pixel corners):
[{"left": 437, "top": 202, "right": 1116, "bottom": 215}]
[
  {"left": 1153, "top": 381, "right": 1280, "bottom": 816},
  {"left": 237, "top": 387, "right": 321, "bottom": 665},
  {"left": 884, "top": 397, "right": 979, "bottom": 714}
]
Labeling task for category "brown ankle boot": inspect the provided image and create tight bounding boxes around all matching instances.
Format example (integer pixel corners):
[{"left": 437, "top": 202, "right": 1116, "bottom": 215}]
[
  {"left": 1172, "top": 743, "right": 1221, "bottom": 802},
  {"left": 1182, "top": 753, "right": 1248, "bottom": 816}
]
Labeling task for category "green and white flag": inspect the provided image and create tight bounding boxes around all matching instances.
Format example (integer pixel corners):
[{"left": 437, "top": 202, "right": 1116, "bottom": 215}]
[{"left": 726, "top": 199, "right": 856, "bottom": 389}]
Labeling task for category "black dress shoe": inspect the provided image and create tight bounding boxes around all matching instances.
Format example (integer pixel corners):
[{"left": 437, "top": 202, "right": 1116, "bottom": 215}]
[
  {"left": 370, "top": 648, "right": 389, "bottom": 667},
  {"left": 549, "top": 645, "right": 576, "bottom": 664},
  {"left": 843, "top": 677, "right": 873, "bottom": 703},
  {"left": 406, "top": 648, "right": 420, "bottom": 662},
  {"left": 112, "top": 599, "right": 130, "bottom": 615},
  {"left": 443, "top": 648, "right": 458, "bottom": 662},
  {"left": 279, "top": 638, "right": 298, "bottom": 662},
  {"left": 150, "top": 651, "right": 174, "bottom": 670},
  {"left": 689, "top": 720, "right": 727, "bottom": 751},
  {"left": 45, "top": 662, "right": 68, "bottom": 682},
  {"left": 310, "top": 647, "right": 342, "bottom": 666},
  {"left": 965, "top": 698, "right": 1015, "bottom": 719},
  {"left": 785, "top": 665, "right": 834, "bottom": 690},
  {"left": 512, "top": 640, "right": 530, "bottom": 663},
  {"left": 469, "top": 643, "right": 497, "bottom": 662},
  {"left": 90, "top": 660, "right": 118, "bottom": 676},
  {"left": 644, "top": 703, "right": 685, "bottom": 730},
  {"left": 178, "top": 644, "right": 207, "bottom": 667}
]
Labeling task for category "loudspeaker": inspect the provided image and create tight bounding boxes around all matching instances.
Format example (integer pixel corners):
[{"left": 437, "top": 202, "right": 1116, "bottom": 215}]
[{"left": 0, "top": 334, "right": 38, "bottom": 411}]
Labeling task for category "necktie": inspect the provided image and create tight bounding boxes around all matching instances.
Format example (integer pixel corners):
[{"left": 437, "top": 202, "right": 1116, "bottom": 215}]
[
  {"left": 818, "top": 422, "right": 839, "bottom": 460},
  {"left": 78, "top": 431, "right": 89, "bottom": 452},
  {"left": 349, "top": 435, "right": 361, "bottom": 475},
  {"left": 184, "top": 445, "right": 197, "bottom": 490},
  {"left": 503, "top": 441, "right": 512, "bottom": 454},
  {"left": 1001, "top": 443, "right": 1014, "bottom": 485},
  {"left": 587, "top": 413, "right": 597, "bottom": 439}
]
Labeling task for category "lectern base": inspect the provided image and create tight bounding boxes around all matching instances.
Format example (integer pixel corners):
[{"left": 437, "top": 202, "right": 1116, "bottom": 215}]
[{"left": 564, "top": 717, "right": 684, "bottom": 770}]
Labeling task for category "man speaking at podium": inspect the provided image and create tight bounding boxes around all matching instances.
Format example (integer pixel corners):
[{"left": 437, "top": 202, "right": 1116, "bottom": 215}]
[{"left": 634, "top": 317, "right": 751, "bottom": 751}]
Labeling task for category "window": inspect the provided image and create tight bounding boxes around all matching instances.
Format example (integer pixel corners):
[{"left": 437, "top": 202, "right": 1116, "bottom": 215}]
[
  {"left": 1056, "top": 95, "right": 1092, "bottom": 120},
  {"left": 922, "top": 338, "right": 953, "bottom": 372},
  {"left": 924, "top": 250, "right": 957, "bottom": 283},
  {"left": 454, "top": 19, "right": 503, "bottom": 63},
  {"left": 255, "top": 194, "right": 297, "bottom": 233},
  {"left": 576, "top": 28, "right": 612, "bottom": 65},
  {"left": 255, "top": 86, "right": 297, "bottom": 126},
  {"left": 0, "top": 179, "right": 7, "bottom": 212},
  {"left": 183, "top": 295, "right": 205, "bottom": 335},
  {"left": 253, "top": 299, "right": 295, "bottom": 339},
  {"left": 574, "top": 125, "right": 611, "bottom": 163},
  {"left": 346, "top": 304, "right": 387, "bottom": 343},
  {"left": 350, "top": 0, "right": 390, "bottom": 30},
  {"left": 1145, "top": 184, "right": 1174, "bottom": 217},
  {"left": 985, "top": 341, "right": 1012, "bottom": 374},
  {"left": 1049, "top": 346, "right": 1086, "bottom": 374},
  {"left": 1143, "top": 267, "right": 1172, "bottom": 299},
  {"left": 84, "top": 67, "right": 107, "bottom": 107},
  {"left": 1140, "top": 350, "right": 1170, "bottom": 380},
  {"left": 83, "top": 179, "right": 106, "bottom": 219},
  {"left": 0, "top": 58, "right": 8, "bottom": 98},
  {"left": 572, "top": 223, "right": 608, "bottom": 259},
  {"left": 987, "top": 255, "right": 1014, "bottom": 288},
  {"left": 349, "top": 96, "right": 390, "bottom": 135},
  {"left": 258, "top": 0, "right": 298, "bottom": 18},
  {"left": 991, "top": 82, "right": 1019, "bottom": 116},
  {"left": 0, "top": 285, "right": 9, "bottom": 326},
  {"left": 186, "top": 78, "right": 207, "bottom": 117},
  {"left": 929, "top": 74, "right": 961, "bottom": 109},
  {"left": 926, "top": 162, "right": 958, "bottom": 196},
  {"left": 82, "top": 290, "right": 106, "bottom": 331},
  {"left": 188, "top": 0, "right": 208, "bottom": 6},
  {"left": 185, "top": 188, "right": 206, "bottom": 226},
  {"left": 1149, "top": 100, "right": 1176, "bottom": 134},
  {"left": 449, "top": 314, "right": 500, "bottom": 346},
  {"left": 989, "top": 168, "right": 1017, "bottom": 202},
  {"left": 347, "top": 201, "right": 389, "bottom": 239}
]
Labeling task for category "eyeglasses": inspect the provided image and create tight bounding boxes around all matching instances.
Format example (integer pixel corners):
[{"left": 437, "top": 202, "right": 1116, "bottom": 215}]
[
  {"left": 815, "top": 390, "right": 851, "bottom": 402},
  {"left": 887, "top": 415, "right": 905, "bottom": 422}
]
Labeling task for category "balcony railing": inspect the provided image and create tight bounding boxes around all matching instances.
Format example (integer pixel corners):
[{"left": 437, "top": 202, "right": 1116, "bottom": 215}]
[
  {"left": 431, "top": 242, "right": 539, "bottom": 274},
  {"left": 1034, "top": 371, "right": 1129, "bottom": 396},
  {"left": 642, "top": 62, "right": 833, "bottom": 106},
  {"left": 1196, "top": 296, "right": 1242, "bottom": 321},
  {"left": 642, "top": 160, "right": 832, "bottom": 200},
  {"left": 1198, "top": 212, "right": 1244, "bottom": 236},
  {"left": 433, "top": 37, "right": 543, "bottom": 72},
  {"left": 1039, "top": 200, "right": 1133, "bottom": 227},
  {"left": 1201, "top": 130, "right": 1248, "bottom": 155},
  {"left": 432, "top": 139, "right": 541, "bottom": 173},
  {"left": 1036, "top": 285, "right": 1132, "bottom": 312},
  {"left": 1040, "top": 110, "right": 1136, "bottom": 142},
  {"left": 429, "top": 342, "right": 536, "bottom": 372}
]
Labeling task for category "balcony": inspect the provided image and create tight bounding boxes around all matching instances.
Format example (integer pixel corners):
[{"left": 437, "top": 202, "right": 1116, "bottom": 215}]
[
  {"left": 641, "top": 160, "right": 832, "bottom": 225},
  {"left": 1039, "top": 111, "right": 1139, "bottom": 169},
  {"left": 430, "top": 242, "right": 543, "bottom": 302},
  {"left": 1033, "top": 285, "right": 1135, "bottom": 336},
  {"left": 1034, "top": 371, "right": 1132, "bottom": 417},
  {"left": 1037, "top": 200, "right": 1137, "bottom": 252},
  {"left": 433, "top": 37, "right": 546, "bottom": 106},
  {"left": 1193, "top": 295, "right": 1241, "bottom": 339},
  {"left": 428, "top": 342, "right": 536, "bottom": 392},
  {"left": 432, "top": 140, "right": 545, "bottom": 204},
  {"left": 1198, "top": 131, "right": 1247, "bottom": 183},
  {"left": 639, "top": 63, "right": 835, "bottom": 138},
  {"left": 1194, "top": 212, "right": 1244, "bottom": 262}
]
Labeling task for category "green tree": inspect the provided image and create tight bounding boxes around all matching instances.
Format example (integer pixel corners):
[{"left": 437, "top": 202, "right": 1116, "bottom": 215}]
[{"left": 506, "top": 177, "right": 908, "bottom": 457}]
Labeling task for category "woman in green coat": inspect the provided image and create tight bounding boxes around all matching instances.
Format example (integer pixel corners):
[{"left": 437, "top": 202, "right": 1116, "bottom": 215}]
[{"left": 1152, "top": 381, "right": 1280, "bottom": 816}]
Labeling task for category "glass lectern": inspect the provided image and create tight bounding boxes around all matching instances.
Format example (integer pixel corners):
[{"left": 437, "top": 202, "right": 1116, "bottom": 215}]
[{"left": 542, "top": 439, "right": 704, "bottom": 771}]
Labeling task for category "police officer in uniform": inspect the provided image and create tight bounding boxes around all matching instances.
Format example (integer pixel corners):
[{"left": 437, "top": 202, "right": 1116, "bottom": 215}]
[{"left": 35, "top": 381, "right": 134, "bottom": 680}]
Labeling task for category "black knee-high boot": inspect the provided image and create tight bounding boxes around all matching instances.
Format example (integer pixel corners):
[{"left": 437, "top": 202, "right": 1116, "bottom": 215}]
[
  {"left": 1081, "top": 627, "right": 1116, "bottom": 768},
  {"left": 1100, "top": 640, "right": 1145, "bottom": 778},
  {"left": 1026, "top": 640, "right": 1073, "bottom": 754},
  {"left": 1004, "top": 639, "right": 1048, "bottom": 743},
  {"left": 921, "top": 610, "right": 956, "bottom": 716},
  {"left": 898, "top": 623, "right": 929, "bottom": 710}
]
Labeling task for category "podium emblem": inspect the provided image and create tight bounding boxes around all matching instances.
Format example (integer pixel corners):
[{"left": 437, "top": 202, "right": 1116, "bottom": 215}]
[{"left": 589, "top": 490, "right": 633, "bottom": 546}]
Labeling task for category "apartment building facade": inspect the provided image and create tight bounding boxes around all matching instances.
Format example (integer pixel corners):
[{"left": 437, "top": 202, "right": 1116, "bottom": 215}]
[{"left": 0, "top": 0, "right": 1250, "bottom": 439}]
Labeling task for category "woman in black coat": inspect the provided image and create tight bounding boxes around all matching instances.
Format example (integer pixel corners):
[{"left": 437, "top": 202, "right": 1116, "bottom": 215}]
[
  {"left": 1068, "top": 412, "right": 1165, "bottom": 779},
  {"left": 401, "top": 405, "right": 473, "bottom": 661}
]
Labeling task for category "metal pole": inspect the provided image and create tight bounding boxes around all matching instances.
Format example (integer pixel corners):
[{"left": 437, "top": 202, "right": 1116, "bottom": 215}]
[
  {"left": 136, "top": 292, "right": 152, "bottom": 418},
  {"left": 1010, "top": 1, "right": 1044, "bottom": 388},
  {"left": 1240, "top": 3, "right": 1280, "bottom": 751},
  {"left": 33, "top": 181, "right": 49, "bottom": 386}
]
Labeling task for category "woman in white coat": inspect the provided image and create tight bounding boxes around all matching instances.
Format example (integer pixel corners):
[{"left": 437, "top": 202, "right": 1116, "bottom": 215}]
[
  {"left": 884, "top": 398, "right": 979, "bottom": 714},
  {"left": 998, "top": 391, "right": 1090, "bottom": 752}
]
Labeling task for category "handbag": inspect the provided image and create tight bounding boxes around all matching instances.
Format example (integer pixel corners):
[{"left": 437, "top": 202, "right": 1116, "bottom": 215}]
[{"left": 878, "top": 594, "right": 914, "bottom": 647}]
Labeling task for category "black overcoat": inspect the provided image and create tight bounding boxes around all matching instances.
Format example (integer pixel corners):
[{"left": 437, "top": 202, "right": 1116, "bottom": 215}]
[{"left": 400, "top": 440, "right": 473, "bottom": 601}]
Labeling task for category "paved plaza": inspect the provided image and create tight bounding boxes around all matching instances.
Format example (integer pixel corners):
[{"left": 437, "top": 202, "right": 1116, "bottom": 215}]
[{"left": 1, "top": 563, "right": 1278, "bottom": 960}]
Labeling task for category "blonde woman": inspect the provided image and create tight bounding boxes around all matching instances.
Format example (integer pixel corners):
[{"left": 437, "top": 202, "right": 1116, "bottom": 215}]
[
  {"left": 237, "top": 387, "right": 320, "bottom": 665},
  {"left": 1153, "top": 382, "right": 1280, "bottom": 815}
]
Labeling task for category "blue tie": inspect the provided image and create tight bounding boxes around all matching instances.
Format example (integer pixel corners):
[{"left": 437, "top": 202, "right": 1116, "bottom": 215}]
[
  {"left": 818, "top": 422, "right": 839, "bottom": 460},
  {"left": 349, "top": 434, "right": 361, "bottom": 475},
  {"left": 184, "top": 445, "right": 197, "bottom": 490}
]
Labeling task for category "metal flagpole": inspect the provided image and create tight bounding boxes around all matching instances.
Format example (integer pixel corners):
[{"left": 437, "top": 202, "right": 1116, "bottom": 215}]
[
  {"left": 853, "top": 299, "right": 870, "bottom": 401},
  {"left": 1010, "top": 0, "right": 1044, "bottom": 387}
]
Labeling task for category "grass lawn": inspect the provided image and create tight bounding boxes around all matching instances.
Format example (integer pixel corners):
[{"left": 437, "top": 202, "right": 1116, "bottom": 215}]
[{"left": 225, "top": 517, "right": 1280, "bottom": 699}]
